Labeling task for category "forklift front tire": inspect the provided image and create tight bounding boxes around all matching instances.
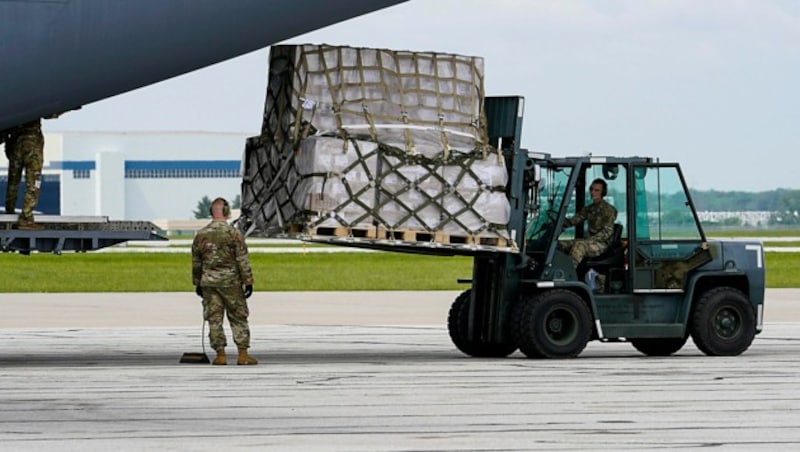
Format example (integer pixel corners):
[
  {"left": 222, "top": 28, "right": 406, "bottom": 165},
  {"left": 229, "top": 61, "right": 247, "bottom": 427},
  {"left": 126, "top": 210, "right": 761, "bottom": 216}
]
[
  {"left": 447, "top": 290, "right": 517, "bottom": 358},
  {"left": 514, "top": 289, "right": 592, "bottom": 359},
  {"left": 690, "top": 287, "right": 756, "bottom": 356}
]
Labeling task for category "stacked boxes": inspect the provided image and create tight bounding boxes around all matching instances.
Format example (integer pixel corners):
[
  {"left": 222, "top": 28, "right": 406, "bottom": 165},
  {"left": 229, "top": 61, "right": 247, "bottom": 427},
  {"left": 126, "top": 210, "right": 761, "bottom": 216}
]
[
  {"left": 241, "top": 44, "right": 511, "bottom": 248},
  {"left": 294, "top": 136, "right": 378, "bottom": 229}
]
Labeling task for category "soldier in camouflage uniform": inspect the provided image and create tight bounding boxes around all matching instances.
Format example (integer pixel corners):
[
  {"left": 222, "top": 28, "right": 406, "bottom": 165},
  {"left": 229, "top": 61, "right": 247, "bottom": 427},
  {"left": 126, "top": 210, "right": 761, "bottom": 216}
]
[
  {"left": 558, "top": 178, "right": 618, "bottom": 269},
  {"left": 192, "top": 197, "right": 257, "bottom": 365},
  {"left": 4, "top": 119, "right": 44, "bottom": 229}
]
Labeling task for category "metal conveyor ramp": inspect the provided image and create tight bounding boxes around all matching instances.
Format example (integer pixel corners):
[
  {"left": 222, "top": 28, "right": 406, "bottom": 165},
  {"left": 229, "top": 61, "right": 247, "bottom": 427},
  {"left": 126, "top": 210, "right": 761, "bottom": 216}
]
[{"left": 0, "top": 215, "right": 167, "bottom": 254}]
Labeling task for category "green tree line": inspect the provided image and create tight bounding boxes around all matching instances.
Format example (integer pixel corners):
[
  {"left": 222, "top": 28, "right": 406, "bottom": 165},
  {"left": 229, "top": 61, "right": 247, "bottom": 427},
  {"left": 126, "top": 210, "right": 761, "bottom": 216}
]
[
  {"left": 690, "top": 189, "right": 800, "bottom": 225},
  {"left": 690, "top": 189, "right": 800, "bottom": 213}
]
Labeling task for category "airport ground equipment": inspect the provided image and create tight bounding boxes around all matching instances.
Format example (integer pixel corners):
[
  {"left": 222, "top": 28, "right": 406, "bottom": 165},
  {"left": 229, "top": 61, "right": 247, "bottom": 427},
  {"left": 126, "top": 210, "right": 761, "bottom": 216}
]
[
  {"left": 445, "top": 96, "right": 764, "bottom": 358},
  {"left": 0, "top": 215, "right": 166, "bottom": 254}
]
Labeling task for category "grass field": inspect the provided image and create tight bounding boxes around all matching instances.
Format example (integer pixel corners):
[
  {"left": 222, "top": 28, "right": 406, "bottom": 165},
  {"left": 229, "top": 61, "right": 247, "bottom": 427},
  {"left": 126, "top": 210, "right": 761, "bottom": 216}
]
[
  {"left": 0, "top": 249, "right": 794, "bottom": 292},
  {"left": 761, "top": 253, "right": 800, "bottom": 287},
  {"left": 0, "top": 252, "right": 474, "bottom": 292}
]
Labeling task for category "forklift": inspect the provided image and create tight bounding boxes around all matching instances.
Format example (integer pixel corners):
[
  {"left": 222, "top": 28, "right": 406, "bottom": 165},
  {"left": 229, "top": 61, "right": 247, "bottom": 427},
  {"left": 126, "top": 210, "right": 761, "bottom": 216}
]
[{"left": 449, "top": 96, "right": 765, "bottom": 358}]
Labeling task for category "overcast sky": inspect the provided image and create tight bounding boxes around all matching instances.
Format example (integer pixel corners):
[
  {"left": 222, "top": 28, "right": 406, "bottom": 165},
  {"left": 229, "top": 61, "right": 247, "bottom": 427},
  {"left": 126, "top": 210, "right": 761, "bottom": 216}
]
[{"left": 48, "top": 0, "right": 800, "bottom": 192}]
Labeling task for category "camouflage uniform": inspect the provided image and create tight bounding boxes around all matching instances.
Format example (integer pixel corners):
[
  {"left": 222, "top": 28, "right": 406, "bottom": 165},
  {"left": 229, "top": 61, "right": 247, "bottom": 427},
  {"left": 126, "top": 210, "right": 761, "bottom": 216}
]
[
  {"left": 559, "top": 199, "right": 618, "bottom": 267},
  {"left": 192, "top": 219, "right": 255, "bottom": 351},
  {"left": 4, "top": 120, "right": 44, "bottom": 222}
]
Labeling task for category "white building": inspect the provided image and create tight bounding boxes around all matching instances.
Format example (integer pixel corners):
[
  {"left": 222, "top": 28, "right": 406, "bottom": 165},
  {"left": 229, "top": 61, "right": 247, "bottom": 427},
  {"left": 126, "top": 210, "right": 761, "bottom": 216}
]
[{"left": 1, "top": 131, "right": 249, "bottom": 220}]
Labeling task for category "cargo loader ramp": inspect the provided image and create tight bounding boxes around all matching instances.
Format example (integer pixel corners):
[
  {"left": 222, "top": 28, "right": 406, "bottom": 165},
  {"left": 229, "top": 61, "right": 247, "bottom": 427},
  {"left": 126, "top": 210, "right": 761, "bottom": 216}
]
[{"left": 0, "top": 215, "right": 166, "bottom": 254}]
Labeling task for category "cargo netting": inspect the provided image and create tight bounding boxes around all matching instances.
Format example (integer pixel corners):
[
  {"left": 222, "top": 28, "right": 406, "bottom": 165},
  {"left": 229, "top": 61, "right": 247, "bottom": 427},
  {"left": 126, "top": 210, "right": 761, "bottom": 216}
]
[{"left": 239, "top": 44, "right": 514, "bottom": 252}]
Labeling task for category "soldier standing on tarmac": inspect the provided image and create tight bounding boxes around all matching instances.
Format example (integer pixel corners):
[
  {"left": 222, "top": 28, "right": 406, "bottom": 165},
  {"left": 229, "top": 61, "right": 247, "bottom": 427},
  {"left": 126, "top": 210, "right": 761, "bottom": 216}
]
[
  {"left": 191, "top": 197, "right": 258, "bottom": 365},
  {"left": 558, "top": 178, "right": 618, "bottom": 268},
  {"left": 3, "top": 119, "right": 45, "bottom": 230}
]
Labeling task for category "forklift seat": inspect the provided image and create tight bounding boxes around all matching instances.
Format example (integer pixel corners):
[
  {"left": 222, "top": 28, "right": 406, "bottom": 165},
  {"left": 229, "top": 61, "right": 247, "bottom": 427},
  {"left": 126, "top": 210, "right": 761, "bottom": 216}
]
[{"left": 581, "top": 223, "right": 624, "bottom": 273}]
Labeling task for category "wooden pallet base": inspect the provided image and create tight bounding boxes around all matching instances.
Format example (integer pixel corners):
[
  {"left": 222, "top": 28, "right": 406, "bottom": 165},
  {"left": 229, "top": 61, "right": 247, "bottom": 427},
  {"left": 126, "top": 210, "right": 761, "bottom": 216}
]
[
  {"left": 291, "top": 224, "right": 509, "bottom": 248},
  {"left": 304, "top": 225, "right": 383, "bottom": 239}
]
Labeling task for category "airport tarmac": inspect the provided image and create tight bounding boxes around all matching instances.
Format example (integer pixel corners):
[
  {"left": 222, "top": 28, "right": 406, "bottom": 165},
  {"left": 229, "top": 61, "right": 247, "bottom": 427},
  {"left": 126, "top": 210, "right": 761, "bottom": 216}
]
[{"left": 1, "top": 290, "right": 799, "bottom": 451}]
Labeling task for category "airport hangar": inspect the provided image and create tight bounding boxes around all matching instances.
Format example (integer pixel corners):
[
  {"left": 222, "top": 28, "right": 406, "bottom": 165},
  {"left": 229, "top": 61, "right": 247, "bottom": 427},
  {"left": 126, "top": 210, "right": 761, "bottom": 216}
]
[{"left": 0, "top": 130, "right": 248, "bottom": 222}]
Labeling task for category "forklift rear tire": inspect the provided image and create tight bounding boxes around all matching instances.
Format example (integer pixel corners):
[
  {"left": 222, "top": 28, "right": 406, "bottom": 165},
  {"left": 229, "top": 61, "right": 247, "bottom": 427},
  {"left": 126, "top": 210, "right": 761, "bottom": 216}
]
[
  {"left": 447, "top": 290, "right": 517, "bottom": 358},
  {"left": 630, "top": 337, "right": 687, "bottom": 356},
  {"left": 514, "top": 289, "right": 592, "bottom": 359},
  {"left": 690, "top": 287, "right": 756, "bottom": 356}
]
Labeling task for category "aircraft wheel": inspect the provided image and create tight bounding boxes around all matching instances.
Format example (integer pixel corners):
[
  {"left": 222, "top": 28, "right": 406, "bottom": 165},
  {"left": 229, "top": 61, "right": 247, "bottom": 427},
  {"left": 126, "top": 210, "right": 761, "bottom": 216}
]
[
  {"left": 630, "top": 337, "right": 687, "bottom": 356},
  {"left": 447, "top": 290, "right": 517, "bottom": 358},
  {"left": 691, "top": 287, "right": 756, "bottom": 356},
  {"left": 514, "top": 289, "right": 592, "bottom": 359}
]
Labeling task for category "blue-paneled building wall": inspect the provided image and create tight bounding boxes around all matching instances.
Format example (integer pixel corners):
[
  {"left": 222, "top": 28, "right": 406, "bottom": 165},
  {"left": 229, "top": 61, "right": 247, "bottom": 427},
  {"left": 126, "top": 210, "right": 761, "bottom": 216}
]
[{"left": 1, "top": 131, "right": 249, "bottom": 220}]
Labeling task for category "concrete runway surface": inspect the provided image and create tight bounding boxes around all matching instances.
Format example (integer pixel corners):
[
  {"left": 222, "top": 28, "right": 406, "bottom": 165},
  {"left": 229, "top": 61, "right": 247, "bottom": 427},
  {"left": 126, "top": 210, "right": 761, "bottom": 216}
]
[{"left": 0, "top": 289, "right": 799, "bottom": 451}]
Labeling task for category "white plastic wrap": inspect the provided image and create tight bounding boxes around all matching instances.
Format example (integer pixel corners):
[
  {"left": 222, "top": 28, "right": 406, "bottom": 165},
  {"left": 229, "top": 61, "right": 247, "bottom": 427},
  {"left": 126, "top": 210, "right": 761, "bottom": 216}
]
[
  {"left": 293, "top": 136, "right": 510, "bottom": 236},
  {"left": 265, "top": 44, "right": 486, "bottom": 157},
  {"left": 293, "top": 137, "right": 377, "bottom": 228}
]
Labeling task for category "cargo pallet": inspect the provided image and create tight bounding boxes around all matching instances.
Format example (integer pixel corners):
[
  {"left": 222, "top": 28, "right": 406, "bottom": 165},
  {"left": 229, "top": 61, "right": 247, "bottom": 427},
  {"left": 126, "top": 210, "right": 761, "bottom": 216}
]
[{"left": 283, "top": 223, "right": 514, "bottom": 255}]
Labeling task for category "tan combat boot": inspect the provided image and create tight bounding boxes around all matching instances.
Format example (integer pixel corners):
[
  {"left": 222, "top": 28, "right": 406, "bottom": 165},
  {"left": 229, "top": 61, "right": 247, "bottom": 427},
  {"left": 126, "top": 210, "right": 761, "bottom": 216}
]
[
  {"left": 212, "top": 348, "right": 227, "bottom": 365},
  {"left": 237, "top": 348, "right": 258, "bottom": 365}
]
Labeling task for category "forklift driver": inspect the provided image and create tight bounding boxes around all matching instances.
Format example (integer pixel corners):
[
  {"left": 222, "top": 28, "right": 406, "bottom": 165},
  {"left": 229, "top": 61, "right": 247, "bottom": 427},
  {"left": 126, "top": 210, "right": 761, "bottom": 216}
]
[{"left": 558, "top": 178, "right": 618, "bottom": 270}]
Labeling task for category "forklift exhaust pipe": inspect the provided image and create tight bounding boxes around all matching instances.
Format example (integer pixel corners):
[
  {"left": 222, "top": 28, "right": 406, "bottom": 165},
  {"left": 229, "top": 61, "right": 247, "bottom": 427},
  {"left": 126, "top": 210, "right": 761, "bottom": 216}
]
[{"left": 179, "top": 320, "right": 210, "bottom": 364}]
